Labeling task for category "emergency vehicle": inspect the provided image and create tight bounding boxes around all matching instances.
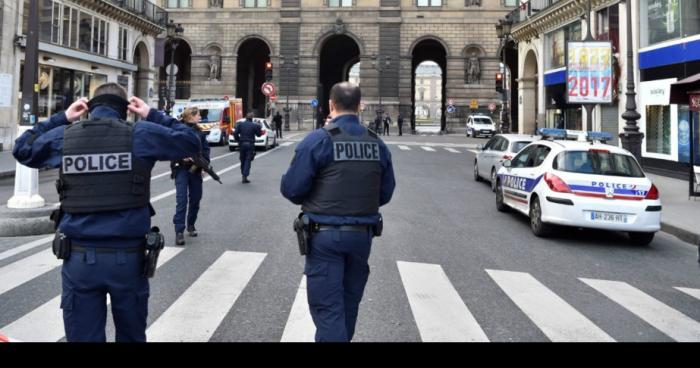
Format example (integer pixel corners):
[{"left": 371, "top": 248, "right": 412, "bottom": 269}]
[
  {"left": 186, "top": 98, "right": 243, "bottom": 146},
  {"left": 495, "top": 129, "right": 661, "bottom": 245}
]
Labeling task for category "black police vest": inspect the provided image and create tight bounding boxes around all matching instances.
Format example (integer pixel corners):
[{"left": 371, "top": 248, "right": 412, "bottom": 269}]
[
  {"left": 57, "top": 118, "right": 151, "bottom": 214},
  {"left": 301, "top": 123, "right": 382, "bottom": 217}
]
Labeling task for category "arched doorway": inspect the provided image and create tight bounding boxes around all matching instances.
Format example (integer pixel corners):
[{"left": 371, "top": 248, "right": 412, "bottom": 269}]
[
  {"left": 318, "top": 35, "right": 361, "bottom": 127},
  {"left": 414, "top": 61, "right": 443, "bottom": 127},
  {"left": 521, "top": 49, "right": 538, "bottom": 134},
  {"left": 411, "top": 39, "right": 447, "bottom": 132},
  {"left": 160, "top": 38, "right": 192, "bottom": 103},
  {"left": 499, "top": 39, "right": 519, "bottom": 132},
  {"left": 133, "top": 42, "right": 150, "bottom": 101},
  {"left": 236, "top": 38, "right": 270, "bottom": 117}
]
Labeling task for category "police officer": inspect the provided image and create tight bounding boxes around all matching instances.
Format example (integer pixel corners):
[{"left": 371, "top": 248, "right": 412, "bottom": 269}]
[
  {"left": 397, "top": 113, "right": 404, "bottom": 136},
  {"left": 273, "top": 111, "right": 283, "bottom": 139},
  {"left": 281, "top": 82, "right": 396, "bottom": 342},
  {"left": 12, "top": 83, "right": 201, "bottom": 342},
  {"left": 171, "top": 107, "right": 210, "bottom": 245},
  {"left": 233, "top": 113, "right": 262, "bottom": 183}
]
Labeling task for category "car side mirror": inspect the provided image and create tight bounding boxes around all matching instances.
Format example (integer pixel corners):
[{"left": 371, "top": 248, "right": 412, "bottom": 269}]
[
  {"left": 476, "top": 145, "right": 484, "bottom": 151},
  {"left": 503, "top": 160, "right": 512, "bottom": 168}
]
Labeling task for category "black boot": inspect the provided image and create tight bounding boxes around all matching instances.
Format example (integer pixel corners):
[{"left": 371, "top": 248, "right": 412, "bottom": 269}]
[
  {"left": 242, "top": 176, "right": 250, "bottom": 184},
  {"left": 175, "top": 232, "right": 185, "bottom": 246},
  {"left": 187, "top": 225, "right": 198, "bottom": 237}
]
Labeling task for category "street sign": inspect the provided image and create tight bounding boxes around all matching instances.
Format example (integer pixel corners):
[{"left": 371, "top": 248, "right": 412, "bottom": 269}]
[
  {"left": 270, "top": 95, "right": 277, "bottom": 102},
  {"left": 470, "top": 100, "right": 478, "bottom": 109},
  {"left": 311, "top": 98, "right": 318, "bottom": 107},
  {"left": 488, "top": 102, "right": 497, "bottom": 112},
  {"left": 447, "top": 105, "right": 456, "bottom": 114},
  {"left": 448, "top": 98, "right": 455, "bottom": 106},
  {"left": 261, "top": 82, "right": 276, "bottom": 96},
  {"left": 165, "top": 64, "right": 178, "bottom": 76}
]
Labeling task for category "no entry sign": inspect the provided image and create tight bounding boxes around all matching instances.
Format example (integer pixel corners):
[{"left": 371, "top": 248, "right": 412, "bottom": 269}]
[{"left": 261, "top": 82, "right": 276, "bottom": 96}]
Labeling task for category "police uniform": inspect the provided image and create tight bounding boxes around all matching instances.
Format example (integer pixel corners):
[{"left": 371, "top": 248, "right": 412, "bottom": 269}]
[
  {"left": 171, "top": 124, "right": 210, "bottom": 237},
  {"left": 233, "top": 118, "right": 262, "bottom": 181},
  {"left": 281, "top": 114, "right": 396, "bottom": 342},
  {"left": 13, "top": 104, "right": 201, "bottom": 342}
]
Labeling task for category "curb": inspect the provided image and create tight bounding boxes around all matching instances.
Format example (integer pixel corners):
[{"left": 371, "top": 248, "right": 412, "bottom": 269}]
[
  {"left": 0, "top": 167, "right": 53, "bottom": 180},
  {"left": 661, "top": 222, "right": 700, "bottom": 247}
]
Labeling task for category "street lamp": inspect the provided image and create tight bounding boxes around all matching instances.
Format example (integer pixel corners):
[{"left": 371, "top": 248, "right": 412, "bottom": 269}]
[
  {"left": 372, "top": 55, "right": 392, "bottom": 117},
  {"left": 619, "top": 0, "right": 643, "bottom": 162},
  {"left": 280, "top": 55, "right": 298, "bottom": 131},
  {"left": 165, "top": 20, "right": 184, "bottom": 115},
  {"left": 495, "top": 15, "right": 513, "bottom": 134}
]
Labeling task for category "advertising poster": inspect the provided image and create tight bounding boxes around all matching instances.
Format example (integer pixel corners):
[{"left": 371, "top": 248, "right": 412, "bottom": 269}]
[{"left": 566, "top": 41, "right": 613, "bottom": 104}]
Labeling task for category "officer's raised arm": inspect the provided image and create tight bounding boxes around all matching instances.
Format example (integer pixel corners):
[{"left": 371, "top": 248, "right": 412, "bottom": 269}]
[
  {"left": 13, "top": 98, "right": 88, "bottom": 169},
  {"left": 128, "top": 96, "right": 180, "bottom": 128}
]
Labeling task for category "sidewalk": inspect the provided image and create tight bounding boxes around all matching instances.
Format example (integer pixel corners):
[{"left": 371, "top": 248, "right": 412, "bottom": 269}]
[
  {"left": 0, "top": 151, "right": 18, "bottom": 179},
  {"left": 648, "top": 173, "right": 700, "bottom": 245}
]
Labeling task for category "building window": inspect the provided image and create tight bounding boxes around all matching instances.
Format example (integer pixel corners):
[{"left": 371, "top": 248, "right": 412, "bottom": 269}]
[
  {"left": 646, "top": 105, "right": 672, "bottom": 154},
  {"left": 118, "top": 28, "right": 129, "bottom": 61},
  {"left": 545, "top": 22, "right": 582, "bottom": 70},
  {"left": 92, "top": 19, "right": 107, "bottom": 55},
  {"left": 50, "top": 1, "right": 61, "bottom": 44},
  {"left": 166, "top": 0, "right": 190, "bottom": 8},
  {"left": 641, "top": 0, "right": 700, "bottom": 47},
  {"left": 243, "top": 0, "right": 267, "bottom": 7},
  {"left": 328, "top": 0, "right": 352, "bottom": 7},
  {"left": 417, "top": 0, "right": 442, "bottom": 7},
  {"left": 597, "top": 5, "right": 620, "bottom": 52},
  {"left": 502, "top": 0, "right": 517, "bottom": 6},
  {"left": 78, "top": 11, "right": 92, "bottom": 52}
]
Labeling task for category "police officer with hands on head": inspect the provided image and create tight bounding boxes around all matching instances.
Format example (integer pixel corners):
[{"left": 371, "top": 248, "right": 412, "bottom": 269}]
[
  {"left": 233, "top": 112, "right": 262, "bottom": 183},
  {"left": 12, "top": 83, "right": 201, "bottom": 342},
  {"left": 171, "top": 107, "right": 210, "bottom": 246},
  {"left": 281, "top": 81, "right": 396, "bottom": 342}
]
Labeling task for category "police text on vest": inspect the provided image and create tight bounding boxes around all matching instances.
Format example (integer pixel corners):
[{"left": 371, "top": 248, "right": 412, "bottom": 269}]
[
  {"left": 334, "top": 142, "right": 380, "bottom": 161},
  {"left": 63, "top": 153, "right": 132, "bottom": 174}
]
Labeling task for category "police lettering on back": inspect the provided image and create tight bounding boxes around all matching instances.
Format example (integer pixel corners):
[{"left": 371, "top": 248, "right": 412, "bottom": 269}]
[
  {"left": 333, "top": 141, "right": 380, "bottom": 161},
  {"left": 62, "top": 152, "right": 132, "bottom": 174}
]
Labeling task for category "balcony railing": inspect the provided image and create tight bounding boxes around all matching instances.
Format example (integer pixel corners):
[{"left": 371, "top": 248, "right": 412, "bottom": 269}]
[
  {"left": 510, "top": 0, "right": 563, "bottom": 26},
  {"left": 104, "top": 0, "right": 169, "bottom": 26}
]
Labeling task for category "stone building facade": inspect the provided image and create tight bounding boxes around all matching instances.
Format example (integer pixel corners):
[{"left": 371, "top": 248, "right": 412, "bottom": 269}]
[{"left": 163, "top": 0, "right": 517, "bottom": 131}]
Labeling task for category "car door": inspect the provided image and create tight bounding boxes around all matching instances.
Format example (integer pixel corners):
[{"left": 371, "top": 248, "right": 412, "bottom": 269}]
[
  {"left": 501, "top": 144, "right": 539, "bottom": 213},
  {"left": 478, "top": 136, "right": 499, "bottom": 176}
]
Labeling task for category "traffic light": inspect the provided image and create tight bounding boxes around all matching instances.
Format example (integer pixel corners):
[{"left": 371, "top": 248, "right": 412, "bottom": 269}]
[
  {"left": 495, "top": 72, "right": 504, "bottom": 93},
  {"left": 265, "top": 62, "right": 273, "bottom": 81}
]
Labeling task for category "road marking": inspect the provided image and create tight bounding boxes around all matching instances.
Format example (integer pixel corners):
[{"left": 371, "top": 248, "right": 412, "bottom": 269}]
[
  {"left": 421, "top": 146, "right": 436, "bottom": 152},
  {"left": 0, "top": 247, "right": 183, "bottom": 342},
  {"left": 0, "top": 249, "right": 61, "bottom": 296},
  {"left": 398, "top": 145, "right": 411, "bottom": 151},
  {"left": 486, "top": 270, "right": 614, "bottom": 342},
  {"left": 468, "top": 150, "right": 479, "bottom": 154},
  {"left": 147, "top": 251, "right": 266, "bottom": 342},
  {"left": 674, "top": 287, "right": 700, "bottom": 301},
  {"left": 581, "top": 278, "right": 700, "bottom": 342},
  {"left": 444, "top": 147, "right": 460, "bottom": 153},
  {"left": 280, "top": 276, "right": 315, "bottom": 342},
  {"left": 0, "top": 235, "right": 54, "bottom": 262},
  {"left": 397, "top": 261, "right": 489, "bottom": 342},
  {"left": 280, "top": 142, "right": 294, "bottom": 147}
]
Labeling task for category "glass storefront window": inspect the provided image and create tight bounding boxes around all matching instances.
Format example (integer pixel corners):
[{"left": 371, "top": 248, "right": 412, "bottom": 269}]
[
  {"left": 546, "top": 22, "right": 582, "bottom": 70},
  {"left": 678, "top": 106, "right": 700, "bottom": 163},
  {"left": 645, "top": 105, "right": 672, "bottom": 154},
  {"left": 641, "top": 0, "right": 700, "bottom": 47}
]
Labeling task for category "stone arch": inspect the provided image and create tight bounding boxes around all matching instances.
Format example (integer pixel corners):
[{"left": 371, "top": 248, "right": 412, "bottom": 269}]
[
  {"left": 312, "top": 29, "right": 366, "bottom": 58},
  {"left": 234, "top": 34, "right": 275, "bottom": 57},
  {"left": 133, "top": 42, "right": 150, "bottom": 101},
  {"left": 462, "top": 44, "right": 487, "bottom": 58},
  {"left": 520, "top": 48, "right": 539, "bottom": 134},
  {"left": 408, "top": 35, "right": 451, "bottom": 58},
  {"left": 202, "top": 42, "right": 224, "bottom": 55}
]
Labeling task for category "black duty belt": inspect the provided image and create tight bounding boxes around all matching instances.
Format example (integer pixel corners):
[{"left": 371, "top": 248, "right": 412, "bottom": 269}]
[
  {"left": 314, "top": 225, "right": 371, "bottom": 232},
  {"left": 71, "top": 245, "right": 144, "bottom": 253}
]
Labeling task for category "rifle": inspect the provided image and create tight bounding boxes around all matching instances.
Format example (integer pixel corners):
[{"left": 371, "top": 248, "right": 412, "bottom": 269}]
[{"left": 189, "top": 154, "right": 222, "bottom": 184}]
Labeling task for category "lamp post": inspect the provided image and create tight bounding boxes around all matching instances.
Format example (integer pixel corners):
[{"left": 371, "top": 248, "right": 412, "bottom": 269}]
[
  {"left": 495, "top": 15, "right": 513, "bottom": 134},
  {"left": 619, "top": 0, "right": 643, "bottom": 162},
  {"left": 372, "top": 55, "right": 392, "bottom": 117},
  {"left": 280, "top": 55, "right": 298, "bottom": 131},
  {"left": 165, "top": 20, "right": 183, "bottom": 116}
]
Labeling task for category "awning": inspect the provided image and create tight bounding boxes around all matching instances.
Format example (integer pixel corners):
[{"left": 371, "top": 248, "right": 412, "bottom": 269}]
[{"left": 669, "top": 73, "right": 700, "bottom": 105}]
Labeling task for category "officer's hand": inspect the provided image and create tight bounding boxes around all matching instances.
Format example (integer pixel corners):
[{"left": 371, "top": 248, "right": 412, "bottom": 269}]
[
  {"left": 65, "top": 98, "right": 89, "bottom": 122},
  {"left": 128, "top": 96, "right": 151, "bottom": 119}
]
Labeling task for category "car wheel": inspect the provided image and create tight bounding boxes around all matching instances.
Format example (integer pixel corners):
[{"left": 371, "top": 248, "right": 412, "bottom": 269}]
[
  {"left": 228, "top": 146, "right": 235, "bottom": 152},
  {"left": 496, "top": 180, "right": 508, "bottom": 212},
  {"left": 473, "top": 161, "right": 482, "bottom": 182},
  {"left": 262, "top": 138, "right": 269, "bottom": 151},
  {"left": 490, "top": 168, "right": 498, "bottom": 192},
  {"left": 219, "top": 134, "right": 226, "bottom": 146},
  {"left": 628, "top": 232, "right": 655, "bottom": 245},
  {"left": 529, "top": 196, "right": 552, "bottom": 237}
]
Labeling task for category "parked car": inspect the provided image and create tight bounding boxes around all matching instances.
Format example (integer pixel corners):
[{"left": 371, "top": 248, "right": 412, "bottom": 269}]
[
  {"left": 228, "top": 118, "right": 277, "bottom": 151},
  {"left": 474, "top": 134, "right": 539, "bottom": 192},
  {"left": 466, "top": 114, "right": 497, "bottom": 138}
]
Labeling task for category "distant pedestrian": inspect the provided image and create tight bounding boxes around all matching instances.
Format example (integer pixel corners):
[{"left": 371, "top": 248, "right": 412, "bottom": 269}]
[
  {"left": 233, "top": 113, "right": 263, "bottom": 183},
  {"left": 374, "top": 114, "right": 382, "bottom": 134},
  {"left": 397, "top": 113, "right": 404, "bottom": 136},
  {"left": 273, "top": 111, "right": 283, "bottom": 139},
  {"left": 383, "top": 113, "right": 391, "bottom": 136}
]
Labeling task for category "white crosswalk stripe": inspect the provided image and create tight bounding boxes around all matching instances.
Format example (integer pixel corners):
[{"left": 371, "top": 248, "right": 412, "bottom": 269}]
[
  {"left": 280, "top": 276, "right": 315, "bottom": 342},
  {"left": 398, "top": 261, "right": 489, "bottom": 342},
  {"left": 0, "top": 235, "right": 54, "bottom": 262},
  {"left": 581, "top": 278, "right": 700, "bottom": 342},
  {"left": 0, "top": 249, "right": 61, "bottom": 296},
  {"left": 1, "top": 247, "right": 184, "bottom": 342},
  {"left": 487, "top": 270, "right": 614, "bottom": 342},
  {"left": 421, "top": 146, "right": 436, "bottom": 152},
  {"left": 398, "top": 145, "right": 411, "bottom": 151},
  {"left": 444, "top": 147, "right": 460, "bottom": 153},
  {"left": 675, "top": 287, "right": 700, "bottom": 301},
  {"left": 146, "top": 251, "right": 266, "bottom": 342}
]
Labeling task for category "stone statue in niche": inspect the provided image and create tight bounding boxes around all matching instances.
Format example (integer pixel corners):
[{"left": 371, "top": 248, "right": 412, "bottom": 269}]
[
  {"left": 333, "top": 17, "right": 346, "bottom": 35},
  {"left": 466, "top": 52, "right": 480, "bottom": 84},
  {"left": 209, "top": 54, "right": 221, "bottom": 81}
]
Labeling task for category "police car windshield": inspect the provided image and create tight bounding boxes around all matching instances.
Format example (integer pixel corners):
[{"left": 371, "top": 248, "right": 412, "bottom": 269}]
[
  {"left": 512, "top": 141, "right": 531, "bottom": 153},
  {"left": 199, "top": 109, "right": 223, "bottom": 123},
  {"left": 473, "top": 118, "right": 492, "bottom": 125},
  {"left": 553, "top": 151, "right": 645, "bottom": 178}
]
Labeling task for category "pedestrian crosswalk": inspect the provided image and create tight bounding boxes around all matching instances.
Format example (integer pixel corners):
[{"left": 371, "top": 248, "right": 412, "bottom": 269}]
[
  {"left": 1, "top": 248, "right": 699, "bottom": 342},
  {"left": 385, "top": 143, "right": 481, "bottom": 155}
]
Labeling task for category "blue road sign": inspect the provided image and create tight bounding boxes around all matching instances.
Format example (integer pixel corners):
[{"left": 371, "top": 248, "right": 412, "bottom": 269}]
[
  {"left": 447, "top": 105, "right": 456, "bottom": 114},
  {"left": 311, "top": 98, "right": 318, "bottom": 107}
]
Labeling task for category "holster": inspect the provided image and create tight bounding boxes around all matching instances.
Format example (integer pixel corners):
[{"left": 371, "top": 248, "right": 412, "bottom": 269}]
[
  {"left": 293, "top": 213, "right": 311, "bottom": 256},
  {"left": 49, "top": 206, "right": 64, "bottom": 231},
  {"left": 143, "top": 226, "right": 165, "bottom": 278},
  {"left": 373, "top": 216, "right": 383, "bottom": 237},
  {"left": 52, "top": 231, "right": 71, "bottom": 260}
]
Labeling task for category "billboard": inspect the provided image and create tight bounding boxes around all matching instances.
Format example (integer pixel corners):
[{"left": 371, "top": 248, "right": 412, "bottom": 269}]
[{"left": 566, "top": 41, "right": 613, "bottom": 104}]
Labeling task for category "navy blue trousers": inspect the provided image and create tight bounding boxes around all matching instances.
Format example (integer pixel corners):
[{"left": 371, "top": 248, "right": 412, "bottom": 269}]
[
  {"left": 239, "top": 142, "right": 255, "bottom": 177},
  {"left": 173, "top": 169, "right": 203, "bottom": 233},
  {"left": 61, "top": 249, "right": 149, "bottom": 342},
  {"left": 305, "top": 229, "right": 372, "bottom": 342}
]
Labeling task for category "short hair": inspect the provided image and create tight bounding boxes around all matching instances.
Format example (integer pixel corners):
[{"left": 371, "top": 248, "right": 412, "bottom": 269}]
[
  {"left": 181, "top": 107, "right": 200, "bottom": 123},
  {"left": 93, "top": 82, "right": 128, "bottom": 100},
  {"left": 330, "top": 82, "right": 361, "bottom": 112},
  {"left": 246, "top": 112, "right": 254, "bottom": 120}
]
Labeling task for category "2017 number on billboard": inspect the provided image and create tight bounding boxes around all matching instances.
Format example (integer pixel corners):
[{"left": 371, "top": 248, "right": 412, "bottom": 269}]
[{"left": 566, "top": 41, "right": 613, "bottom": 104}]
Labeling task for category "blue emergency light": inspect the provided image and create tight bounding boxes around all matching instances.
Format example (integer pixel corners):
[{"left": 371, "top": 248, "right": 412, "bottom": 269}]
[
  {"left": 586, "top": 131, "right": 613, "bottom": 142},
  {"left": 537, "top": 128, "right": 568, "bottom": 139}
]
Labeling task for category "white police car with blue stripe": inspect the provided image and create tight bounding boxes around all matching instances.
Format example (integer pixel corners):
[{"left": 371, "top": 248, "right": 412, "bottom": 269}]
[{"left": 495, "top": 129, "right": 661, "bottom": 245}]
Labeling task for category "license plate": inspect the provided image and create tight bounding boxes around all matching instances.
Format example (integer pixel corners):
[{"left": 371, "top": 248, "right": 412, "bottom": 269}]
[{"left": 590, "top": 211, "right": 628, "bottom": 223}]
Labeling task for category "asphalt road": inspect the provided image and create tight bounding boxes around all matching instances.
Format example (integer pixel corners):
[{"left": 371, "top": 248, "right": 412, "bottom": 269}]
[{"left": 1, "top": 132, "right": 699, "bottom": 342}]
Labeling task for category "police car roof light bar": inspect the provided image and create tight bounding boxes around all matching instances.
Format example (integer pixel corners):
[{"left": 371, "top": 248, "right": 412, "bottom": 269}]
[
  {"left": 537, "top": 128, "right": 568, "bottom": 140},
  {"left": 586, "top": 131, "right": 613, "bottom": 143}
]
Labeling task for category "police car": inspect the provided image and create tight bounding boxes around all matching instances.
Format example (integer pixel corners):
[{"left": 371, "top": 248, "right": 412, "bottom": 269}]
[
  {"left": 495, "top": 129, "right": 661, "bottom": 245},
  {"left": 228, "top": 118, "right": 277, "bottom": 151}
]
